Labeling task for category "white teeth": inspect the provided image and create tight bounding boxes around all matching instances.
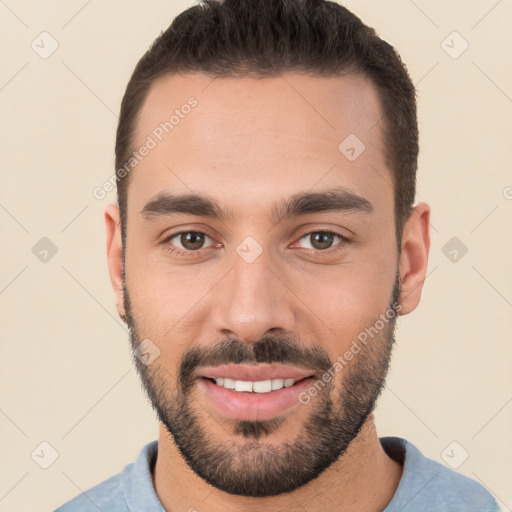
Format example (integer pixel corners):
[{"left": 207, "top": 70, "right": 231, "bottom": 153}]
[
  {"left": 222, "top": 378, "right": 235, "bottom": 389},
  {"left": 234, "top": 380, "right": 253, "bottom": 392},
  {"left": 271, "top": 378, "right": 284, "bottom": 390},
  {"left": 253, "top": 380, "right": 272, "bottom": 393},
  {"left": 212, "top": 377, "right": 297, "bottom": 393}
]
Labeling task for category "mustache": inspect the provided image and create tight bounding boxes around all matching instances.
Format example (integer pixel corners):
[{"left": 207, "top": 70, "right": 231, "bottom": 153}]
[{"left": 179, "top": 336, "right": 333, "bottom": 393}]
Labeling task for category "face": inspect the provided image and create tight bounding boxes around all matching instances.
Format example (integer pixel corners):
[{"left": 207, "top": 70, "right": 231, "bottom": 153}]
[{"left": 108, "top": 72, "right": 421, "bottom": 497}]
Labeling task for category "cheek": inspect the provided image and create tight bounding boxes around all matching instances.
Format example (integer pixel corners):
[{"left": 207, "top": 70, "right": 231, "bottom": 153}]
[
  {"left": 125, "top": 247, "right": 196, "bottom": 319},
  {"left": 125, "top": 268, "right": 209, "bottom": 364},
  {"left": 297, "top": 262, "right": 395, "bottom": 329}
]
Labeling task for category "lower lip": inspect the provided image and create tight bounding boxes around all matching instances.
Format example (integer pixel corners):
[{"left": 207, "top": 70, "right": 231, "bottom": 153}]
[{"left": 197, "top": 377, "right": 315, "bottom": 421}]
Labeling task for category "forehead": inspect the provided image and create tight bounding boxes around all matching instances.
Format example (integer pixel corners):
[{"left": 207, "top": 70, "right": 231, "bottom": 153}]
[{"left": 128, "top": 72, "right": 392, "bottom": 220}]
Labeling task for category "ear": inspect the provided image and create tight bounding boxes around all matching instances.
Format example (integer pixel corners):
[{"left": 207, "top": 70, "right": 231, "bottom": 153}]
[
  {"left": 104, "top": 203, "right": 126, "bottom": 319},
  {"left": 398, "top": 202, "right": 431, "bottom": 315}
]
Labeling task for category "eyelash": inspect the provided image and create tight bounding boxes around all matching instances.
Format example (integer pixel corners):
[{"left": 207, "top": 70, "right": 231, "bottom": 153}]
[{"left": 161, "top": 230, "right": 350, "bottom": 258}]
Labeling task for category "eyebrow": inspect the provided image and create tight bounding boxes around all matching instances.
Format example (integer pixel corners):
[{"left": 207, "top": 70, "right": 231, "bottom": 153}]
[{"left": 140, "top": 186, "right": 374, "bottom": 224}]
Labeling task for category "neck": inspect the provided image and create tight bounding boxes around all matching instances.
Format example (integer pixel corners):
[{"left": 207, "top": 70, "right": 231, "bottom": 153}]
[{"left": 153, "top": 414, "right": 403, "bottom": 512}]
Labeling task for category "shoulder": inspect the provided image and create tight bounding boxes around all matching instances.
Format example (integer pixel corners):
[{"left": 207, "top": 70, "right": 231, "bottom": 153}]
[
  {"left": 52, "top": 440, "right": 160, "bottom": 512},
  {"left": 381, "top": 437, "right": 500, "bottom": 512},
  {"left": 53, "top": 472, "right": 126, "bottom": 511}
]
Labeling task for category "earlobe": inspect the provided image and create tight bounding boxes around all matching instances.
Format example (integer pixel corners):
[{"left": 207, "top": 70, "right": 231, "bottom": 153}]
[
  {"left": 397, "top": 202, "right": 431, "bottom": 316},
  {"left": 104, "top": 203, "right": 126, "bottom": 319}
]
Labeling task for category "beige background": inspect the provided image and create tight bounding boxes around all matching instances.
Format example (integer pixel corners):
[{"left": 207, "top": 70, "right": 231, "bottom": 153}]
[{"left": 1, "top": 1, "right": 511, "bottom": 511}]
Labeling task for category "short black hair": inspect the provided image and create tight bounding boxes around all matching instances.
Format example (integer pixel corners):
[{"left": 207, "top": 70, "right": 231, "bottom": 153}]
[{"left": 115, "top": 0, "right": 418, "bottom": 248}]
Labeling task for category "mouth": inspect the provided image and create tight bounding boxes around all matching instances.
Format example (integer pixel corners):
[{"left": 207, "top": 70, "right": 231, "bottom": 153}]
[
  {"left": 202, "top": 375, "right": 311, "bottom": 393},
  {"left": 196, "top": 365, "right": 317, "bottom": 422},
  {"left": 197, "top": 362, "right": 316, "bottom": 384}
]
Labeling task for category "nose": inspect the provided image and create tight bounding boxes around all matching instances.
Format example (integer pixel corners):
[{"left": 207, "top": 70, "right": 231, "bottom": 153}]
[{"left": 210, "top": 245, "right": 297, "bottom": 344}]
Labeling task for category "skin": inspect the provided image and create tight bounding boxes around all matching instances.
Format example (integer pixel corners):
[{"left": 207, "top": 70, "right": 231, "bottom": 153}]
[{"left": 105, "top": 72, "right": 430, "bottom": 511}]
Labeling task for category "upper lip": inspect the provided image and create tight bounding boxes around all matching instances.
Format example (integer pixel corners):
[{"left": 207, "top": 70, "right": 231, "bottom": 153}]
[{"left": 197, "top": 363, "right": 316, "bottom": 382}]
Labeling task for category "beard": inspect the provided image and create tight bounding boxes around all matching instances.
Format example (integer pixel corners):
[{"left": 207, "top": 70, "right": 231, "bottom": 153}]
[{"left": 121, "top": 271, "right": 401, "bottom": 497}]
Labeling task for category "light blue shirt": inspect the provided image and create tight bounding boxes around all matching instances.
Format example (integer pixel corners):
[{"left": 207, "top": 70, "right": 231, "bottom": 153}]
[{"left": 53, "top": 437, "right": 500, "bottom": 511}]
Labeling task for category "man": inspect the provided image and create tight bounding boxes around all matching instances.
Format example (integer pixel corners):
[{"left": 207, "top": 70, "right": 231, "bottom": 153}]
[{"left": 55, "top": 0, "right": 499, "bottom": 510}]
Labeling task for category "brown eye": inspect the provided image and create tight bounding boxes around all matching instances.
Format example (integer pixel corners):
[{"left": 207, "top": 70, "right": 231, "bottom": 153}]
[
  {"left": 178, "top": 232, "right": 206, "bottom": 250},
  {"left": 298, "top": 232, "right": 337, "bottom": 250},
  {"left": 312, "top": 232, "right": 334, "bottom": 250},
  {"left": 164, "top": 231, "right": 215, "bottom": 254},
  {"left": 296, "top": 231, "right": 349, "bottom": 253}
]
